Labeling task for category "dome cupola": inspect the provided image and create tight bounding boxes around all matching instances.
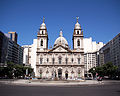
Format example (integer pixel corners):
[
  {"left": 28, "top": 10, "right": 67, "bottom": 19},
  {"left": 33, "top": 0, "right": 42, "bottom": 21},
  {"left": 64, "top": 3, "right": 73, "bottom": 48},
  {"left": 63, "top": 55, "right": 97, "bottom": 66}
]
[{"left": 54, "top": 30, "right": 68, "bottom": 48}]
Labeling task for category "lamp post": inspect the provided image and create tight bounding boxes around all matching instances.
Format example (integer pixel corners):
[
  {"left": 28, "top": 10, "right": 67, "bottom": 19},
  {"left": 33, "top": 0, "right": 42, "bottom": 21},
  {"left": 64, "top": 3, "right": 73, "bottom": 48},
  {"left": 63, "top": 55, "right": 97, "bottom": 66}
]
[
  {"left": 12, "top": 68, "right": 16, "bottom": 79},
  {"left": 93, "top": 68, "right": 96, "bottom": 79}
]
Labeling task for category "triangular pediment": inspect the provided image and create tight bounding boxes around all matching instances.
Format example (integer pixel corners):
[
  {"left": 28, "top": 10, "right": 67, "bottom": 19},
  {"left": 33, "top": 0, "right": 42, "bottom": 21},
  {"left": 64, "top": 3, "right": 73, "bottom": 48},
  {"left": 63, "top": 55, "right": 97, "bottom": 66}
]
[{"left": 49, "top": 45, "right": 71, "bottom": 53}]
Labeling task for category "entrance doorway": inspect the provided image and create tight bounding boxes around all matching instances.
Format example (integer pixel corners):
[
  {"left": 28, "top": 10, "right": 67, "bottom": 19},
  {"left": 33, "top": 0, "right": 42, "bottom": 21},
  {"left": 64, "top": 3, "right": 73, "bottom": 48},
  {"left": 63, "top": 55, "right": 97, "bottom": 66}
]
[
  {"left": 65, "top": 73, "right": 68, "bottom": 79},
  {"left": 58, "top": 68, "right": 62, "bottom": 79}
]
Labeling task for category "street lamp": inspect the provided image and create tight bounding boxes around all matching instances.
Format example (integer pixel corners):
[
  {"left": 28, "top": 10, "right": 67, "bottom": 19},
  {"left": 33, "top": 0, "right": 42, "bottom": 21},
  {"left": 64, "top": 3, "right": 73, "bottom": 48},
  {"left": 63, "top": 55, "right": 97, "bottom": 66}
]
[{"left": 93, "top": 68, "right": 96, "bottom": 79}]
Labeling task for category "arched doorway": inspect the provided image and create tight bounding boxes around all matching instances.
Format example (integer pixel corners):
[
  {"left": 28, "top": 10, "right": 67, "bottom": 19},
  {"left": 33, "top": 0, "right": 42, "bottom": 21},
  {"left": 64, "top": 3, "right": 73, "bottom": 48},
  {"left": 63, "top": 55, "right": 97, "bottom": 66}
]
[
  {"left": 65, "top": 70, "right": 68, "bottom": 79},
  {"left": 58, "top": 68, "right": 62, "bottom": 79}
]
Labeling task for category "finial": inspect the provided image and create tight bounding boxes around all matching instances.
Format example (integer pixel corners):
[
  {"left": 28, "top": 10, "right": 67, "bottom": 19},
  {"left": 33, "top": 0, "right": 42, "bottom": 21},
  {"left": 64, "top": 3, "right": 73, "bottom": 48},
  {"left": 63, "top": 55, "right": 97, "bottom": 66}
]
[
  {"left": 60, "top": 29, "right": 63, "bottom": 37},
  {"left": 43, "top": 16, "right": 45, "bottom": 23},
  {"left": 76, "top": 16, "right": 79, "bottom": 22}
]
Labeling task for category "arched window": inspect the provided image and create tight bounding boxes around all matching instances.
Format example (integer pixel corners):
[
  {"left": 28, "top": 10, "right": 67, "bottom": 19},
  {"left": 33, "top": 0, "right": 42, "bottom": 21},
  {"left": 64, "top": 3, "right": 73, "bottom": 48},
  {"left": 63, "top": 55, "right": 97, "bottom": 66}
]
[
  {"left": 41, "top": 39, "right": 43, "bottom": 46},
  {"left": 42, "top": 31, "right": 44, "bottom": 34},
  {"left": 77, "top": 39, "right": 80, "bottom": 46},
  {"left": 77, "top": 31, "right": 79, "bottom": 34}
]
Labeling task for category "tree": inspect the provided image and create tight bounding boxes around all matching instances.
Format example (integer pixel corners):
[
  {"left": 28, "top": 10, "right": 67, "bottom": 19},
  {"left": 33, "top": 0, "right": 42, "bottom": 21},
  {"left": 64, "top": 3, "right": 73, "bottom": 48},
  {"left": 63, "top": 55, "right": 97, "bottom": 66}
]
[
  {"left": 88, "top": 67, "right": 96, "bottom": 78},
  {"left": 89, "top": 62, "right": 118, "bottom": 79},
  {"left": 102, "top": 62, "right": 118, "bottom": 78},
  {"left": 0, "top": 62, "right": 33, "bottom": 79}
]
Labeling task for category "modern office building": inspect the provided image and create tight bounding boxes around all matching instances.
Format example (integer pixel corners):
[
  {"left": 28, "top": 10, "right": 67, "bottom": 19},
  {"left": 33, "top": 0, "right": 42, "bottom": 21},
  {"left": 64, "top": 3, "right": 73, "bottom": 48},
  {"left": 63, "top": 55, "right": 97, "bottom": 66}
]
[
  {"left": 0, "top": 31, "right": 23, "bottom": 66},
  {"left": 8, "top": 32, "right": 18, "bottom": 43},
  {"left": 99, "top": 33, "right": 120, "bottom": 70}
]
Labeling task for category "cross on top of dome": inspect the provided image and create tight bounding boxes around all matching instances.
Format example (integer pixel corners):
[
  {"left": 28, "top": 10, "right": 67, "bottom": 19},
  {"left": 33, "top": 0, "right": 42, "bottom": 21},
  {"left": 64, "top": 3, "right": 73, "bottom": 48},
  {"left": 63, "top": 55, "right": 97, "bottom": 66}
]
[
  {"left": 59, "top": 29, "right": 63, "bottom": 37},
  {"left": 43, "top": 16, "right": 45, "bottom": 23}
]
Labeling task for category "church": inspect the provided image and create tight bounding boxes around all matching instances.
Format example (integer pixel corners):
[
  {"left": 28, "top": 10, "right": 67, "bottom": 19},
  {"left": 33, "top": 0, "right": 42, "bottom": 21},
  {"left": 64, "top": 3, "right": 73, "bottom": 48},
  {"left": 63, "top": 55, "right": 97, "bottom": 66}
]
[{"left": 35, "top": 17, "right": 85, "bottom": 80}]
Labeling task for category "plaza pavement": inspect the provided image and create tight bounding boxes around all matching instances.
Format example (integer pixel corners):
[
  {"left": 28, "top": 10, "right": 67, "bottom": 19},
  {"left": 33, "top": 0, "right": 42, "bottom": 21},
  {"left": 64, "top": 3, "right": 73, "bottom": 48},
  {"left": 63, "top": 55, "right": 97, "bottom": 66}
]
[{"left": 1, "top": 79, "right": 118, "bottom": 86}]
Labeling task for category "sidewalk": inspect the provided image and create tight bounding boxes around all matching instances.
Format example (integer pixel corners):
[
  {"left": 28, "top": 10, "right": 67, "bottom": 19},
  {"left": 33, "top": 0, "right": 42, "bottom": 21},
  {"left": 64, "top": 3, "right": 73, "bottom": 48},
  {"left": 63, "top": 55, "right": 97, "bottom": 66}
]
[{"left": 0, "top": 79, "right": 101, "bottom": 86}]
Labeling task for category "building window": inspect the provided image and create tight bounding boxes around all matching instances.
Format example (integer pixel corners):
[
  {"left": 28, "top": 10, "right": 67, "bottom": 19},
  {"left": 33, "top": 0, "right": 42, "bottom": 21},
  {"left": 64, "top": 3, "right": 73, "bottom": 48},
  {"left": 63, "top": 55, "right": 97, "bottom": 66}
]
[
  {"left": 65, "top": 58, "right": 68, "bottom": 64},
  {"left": 59, "top": 58, "right": 62, "bottom": 64},
  {"left": 52, "top": 58, "right": 55, "bottom": 64},
  {"left": 71, "top": 58, "right": 74, "bottom": 63},
  {"left": 47, "top": 58, "right": 49, "bottom": 63},
  {"left": 78, "top": 58, "right": 80, "bottom": 64},
  {"left": 77, "top": 39, "right": 80, "bottom": 46},
  {"left": 26, "top": 55, "right": 28, "bottom": 63},
  {"left": 41, "top": 39, "right": 43, "bottom": 46},
  {"left": 40, "top": 58, "right": 43, "bottom": 64},
  {"left": 10, "top": 34, "right": 12, "bottom": 40},
  {"left": 42, "top": 31, "right": 44, "bottom": 34},
  {"left": 77, "top": 31, "right": 79, "bottom": 34}
]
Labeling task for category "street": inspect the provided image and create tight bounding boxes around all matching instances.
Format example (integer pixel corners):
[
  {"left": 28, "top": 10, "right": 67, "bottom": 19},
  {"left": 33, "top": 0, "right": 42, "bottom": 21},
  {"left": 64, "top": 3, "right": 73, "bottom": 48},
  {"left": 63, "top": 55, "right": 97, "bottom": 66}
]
[{"left": 0, "top": 82, "right": 120, "bottom": 96}]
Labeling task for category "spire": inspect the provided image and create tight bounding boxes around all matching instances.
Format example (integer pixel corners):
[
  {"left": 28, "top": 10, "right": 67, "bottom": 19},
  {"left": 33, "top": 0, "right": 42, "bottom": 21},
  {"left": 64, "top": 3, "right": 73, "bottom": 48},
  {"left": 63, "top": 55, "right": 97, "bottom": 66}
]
[
  {"left": 59, "top": 29, "right": 63, "bottom": 37},
  {"left": 75, "top": 16, "right": 81, "bottom": 29},
  {"left": 40, "top": 17, "right": 46, "bottom": 29}
]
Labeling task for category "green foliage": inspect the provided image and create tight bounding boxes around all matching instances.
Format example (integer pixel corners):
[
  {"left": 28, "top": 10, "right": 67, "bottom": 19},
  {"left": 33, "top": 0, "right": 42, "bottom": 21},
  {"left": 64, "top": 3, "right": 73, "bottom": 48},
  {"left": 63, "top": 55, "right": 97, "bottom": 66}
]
[
  {"left": 88, "top": 67, "right": 96, "bottom": 77},
  {"left": 89, "top": 62, "right": 118, "bottom": 78},
  {"left": 0, "top": 62, "right": 33, "bottom": 79}
]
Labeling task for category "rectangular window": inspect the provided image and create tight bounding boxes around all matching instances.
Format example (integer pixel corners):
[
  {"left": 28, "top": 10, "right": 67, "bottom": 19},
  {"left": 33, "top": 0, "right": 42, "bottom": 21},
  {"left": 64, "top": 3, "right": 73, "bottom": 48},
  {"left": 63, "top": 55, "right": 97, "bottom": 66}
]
[
  {"left": 59, "top": 58, "right": 62, "bottom": 64},
  {"left": 78, "top": 58, "right": 80, "bottom": 64},
  {"left": 47, "top": 58, "right": 49, "bottom": 63},
  {"left": 26, "top": 55, "right": 28, "bottom": 63},
  {"left": 52, "top": 58, "right": 55, "bottom": 64},
  {"left": 71, "top": 58, "right": 74, "bottom": 63},
  {"left": 10, "top": 34, "right": 12, "bottom": 40},
  {"left": 65, "top": 58, "right": 68, "bottom": 64},
  {"left": 40, "top": 58, "right": 43, "bottom": 64}
]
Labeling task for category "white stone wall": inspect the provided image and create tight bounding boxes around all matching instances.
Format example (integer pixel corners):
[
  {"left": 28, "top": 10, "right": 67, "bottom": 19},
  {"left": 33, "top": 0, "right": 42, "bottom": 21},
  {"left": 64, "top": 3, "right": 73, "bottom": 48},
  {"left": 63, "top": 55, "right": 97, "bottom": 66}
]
[
  {"left": 73, "top": 37, "right": 83, "bottom": 49},
  {"left": 37, "top": 37, "right": 47, "bottom": 50},
  {"left": 36, "top": 51, "right": 84, "bottom": 79},
  {"left": 31, "top": 39, "right": 37, "bottom": 76},
  {"left": 22, "top": 45, "right": 32, "bottom": 66}
]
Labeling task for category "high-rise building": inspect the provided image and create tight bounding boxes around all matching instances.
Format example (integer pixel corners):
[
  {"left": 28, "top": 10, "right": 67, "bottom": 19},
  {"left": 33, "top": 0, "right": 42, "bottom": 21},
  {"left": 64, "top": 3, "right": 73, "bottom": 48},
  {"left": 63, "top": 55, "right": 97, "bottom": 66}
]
[
  {"left": 99, "top": 33, "right": 120, "bottom": 70},
  {"left": 0, "top": 31, "right": 23, "bottom": 66},
  {"left": 83, "top": 37, "right": 104, "bottom": 77},
  {"left": 8, "top": 32, "right": 17, "bottom": 43},
  {"left": 22, "top": 39, "right": 37, "bottom": 72}
]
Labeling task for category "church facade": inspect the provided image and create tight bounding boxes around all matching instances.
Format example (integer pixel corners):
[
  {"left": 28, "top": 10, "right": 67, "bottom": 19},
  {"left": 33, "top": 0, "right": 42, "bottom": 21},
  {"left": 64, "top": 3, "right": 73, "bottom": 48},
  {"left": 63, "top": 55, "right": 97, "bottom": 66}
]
[{"left": 36, "top": 18, "right": 84, "bottom": 80}]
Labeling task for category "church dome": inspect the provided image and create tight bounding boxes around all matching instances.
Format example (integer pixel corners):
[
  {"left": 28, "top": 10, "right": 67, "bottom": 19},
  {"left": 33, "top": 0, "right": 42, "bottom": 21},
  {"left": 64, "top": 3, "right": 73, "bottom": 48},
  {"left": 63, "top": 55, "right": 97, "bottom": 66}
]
[{"left": 54, "top": 30, "right": 68, "bottom": 48}]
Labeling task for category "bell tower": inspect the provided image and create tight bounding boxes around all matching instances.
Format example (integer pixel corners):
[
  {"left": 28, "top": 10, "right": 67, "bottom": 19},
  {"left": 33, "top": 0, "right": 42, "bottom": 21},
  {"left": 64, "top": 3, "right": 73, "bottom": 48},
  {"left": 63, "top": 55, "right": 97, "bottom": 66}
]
[
  {"left": 37, "top": 17, "right": 48, "bottom": 50},
  {"left": 72, "top": 17, "right": 84, "bottom": 51}
]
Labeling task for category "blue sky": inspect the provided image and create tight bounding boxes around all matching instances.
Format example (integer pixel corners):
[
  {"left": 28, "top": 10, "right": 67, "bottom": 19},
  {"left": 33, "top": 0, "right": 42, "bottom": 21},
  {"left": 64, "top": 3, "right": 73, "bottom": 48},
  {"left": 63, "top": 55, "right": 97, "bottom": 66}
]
[{"left": 0, "top": 0, "right": 120, "bottom": 48}]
